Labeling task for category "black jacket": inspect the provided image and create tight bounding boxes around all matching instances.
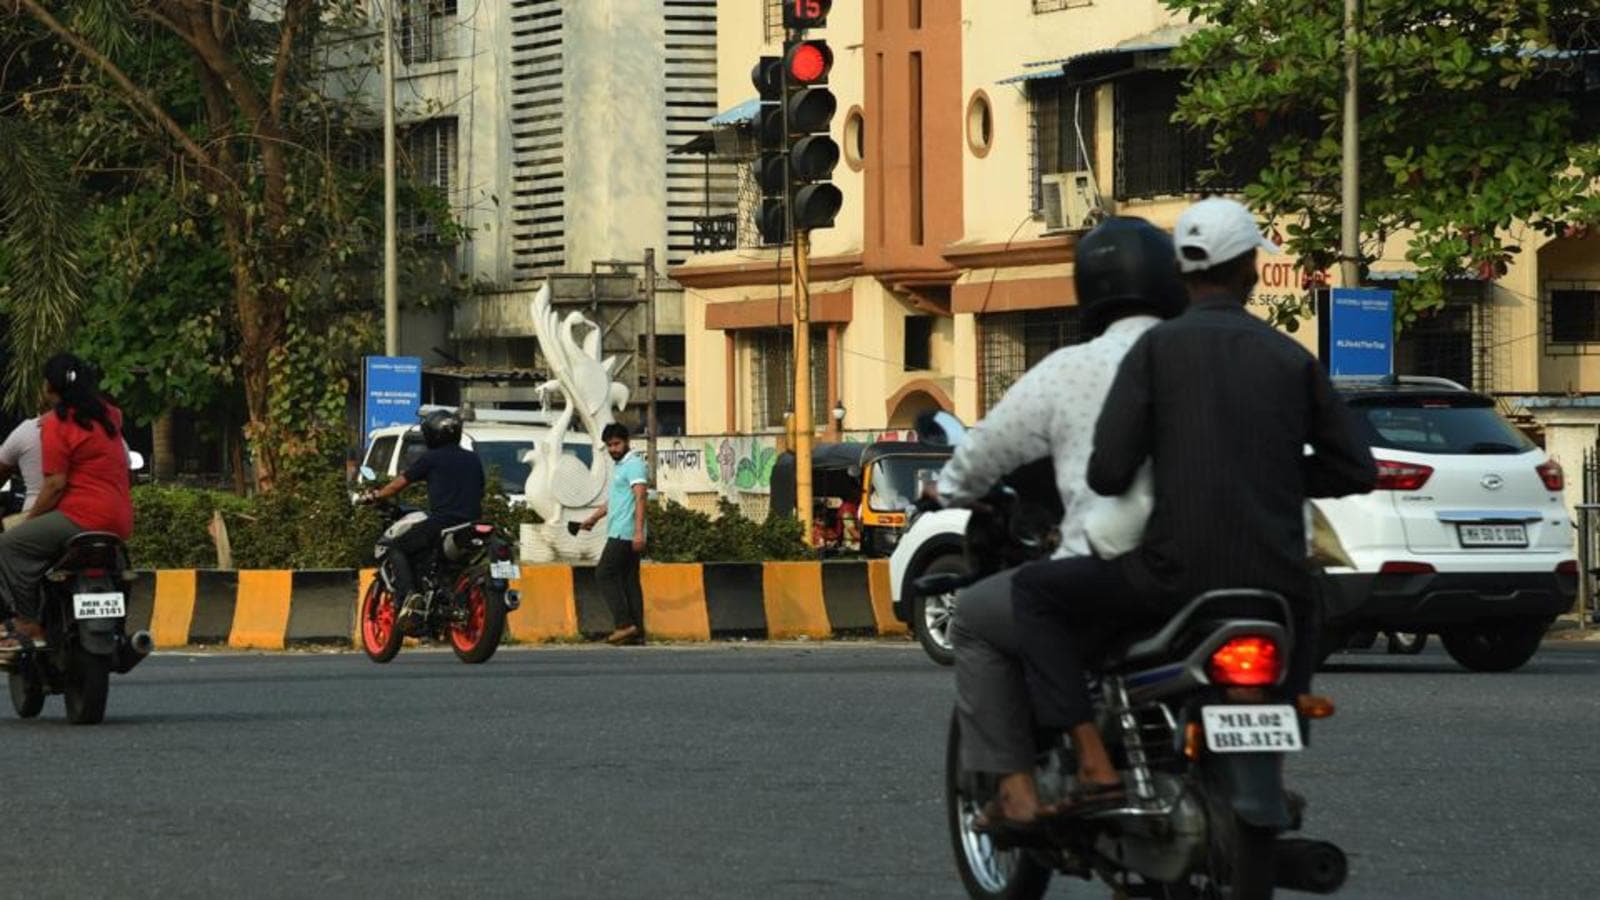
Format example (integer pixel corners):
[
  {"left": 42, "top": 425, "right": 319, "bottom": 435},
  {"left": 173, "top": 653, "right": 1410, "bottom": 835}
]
[{"left": 1088, "top": 296, "right": 1377, "bottom": 600}]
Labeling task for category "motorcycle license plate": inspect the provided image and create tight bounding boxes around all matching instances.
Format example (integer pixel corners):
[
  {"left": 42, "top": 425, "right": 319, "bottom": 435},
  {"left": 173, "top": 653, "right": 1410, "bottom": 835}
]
[
  {"left": 1201, "top": 705, "right": 1303, "bottom": 753},
  {"left": 73, "top": 592, "right": 126, "bottom": 620},
  {"left": 489, "top": 561, "right": 520, "bottom": 580}
]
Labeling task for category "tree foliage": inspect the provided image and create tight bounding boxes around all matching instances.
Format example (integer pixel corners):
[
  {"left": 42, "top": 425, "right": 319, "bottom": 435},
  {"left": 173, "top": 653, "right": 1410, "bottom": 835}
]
[
  {"left": 5, "top": 0, "right": 465, "bottom": 486},
  {"left": 1166, "top": 0, "right": 1600, "bottom": 328}
]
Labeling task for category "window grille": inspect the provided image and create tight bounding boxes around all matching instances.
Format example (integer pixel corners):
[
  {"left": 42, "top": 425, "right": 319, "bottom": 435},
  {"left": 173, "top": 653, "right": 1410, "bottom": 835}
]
[
  {"left": 749, "top": 329, "right": 828, "bottom": 430},
  {"left": 1030, "top": 79, "right": 1097, "bottom": 213},
  {"left": 979, "top": 309, "right": 1085, "bottom": 414},
  {"left": 400, "top": 0, "right": 457, "bottom": 64}
]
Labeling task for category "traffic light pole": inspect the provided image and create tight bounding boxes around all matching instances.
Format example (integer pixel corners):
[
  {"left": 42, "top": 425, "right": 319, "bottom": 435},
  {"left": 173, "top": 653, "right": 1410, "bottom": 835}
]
[{"left": 792, "top": 230, "right": 814, "bottom": 546}]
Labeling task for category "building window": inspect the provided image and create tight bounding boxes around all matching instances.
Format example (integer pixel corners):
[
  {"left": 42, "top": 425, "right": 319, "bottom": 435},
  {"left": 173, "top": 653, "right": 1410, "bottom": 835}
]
[
  {"left": 1030, "top": 79, "right": 1097, "bottom": 213},
  {"left": 844, "top": 106, "right": 866, "bottom": 171},
  {"left": 966, "top": 91, "right": 994, "bottom": 158},
  {"left": 403, "top": 117, "right": 457, "bottom": 238},
  {"left": 763, "top": 0, "right": 785, "bottom": 44},
  {"left": 749, "top": 329, "right": 827, "bottom": 430},
  {"left": 980, "top": 309, "right": 1085, "bottom": 414},
  {"left": 1033, "top": 0, "right": 1094, "bottom": 12},
  {"left": 1395, "top": 294, "right": 1483, "bottom": 390},
  {"left": 400, "top": 0, "right": 456, "bottom": 65},
  {"left": 1113, "top": 71, "right": 1277, "bottom": 202},
  {"left": 1548, "top": 285, "right": 1600, "bottom": 345},
  {"left": 904, "top": 316, "right": 934, "bottom": 371}
]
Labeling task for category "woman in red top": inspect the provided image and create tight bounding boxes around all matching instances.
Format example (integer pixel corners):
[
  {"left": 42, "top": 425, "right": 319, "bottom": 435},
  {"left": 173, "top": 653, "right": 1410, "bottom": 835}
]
[{"left": 0, "top": 354, "right": 132, "bottom": 650}]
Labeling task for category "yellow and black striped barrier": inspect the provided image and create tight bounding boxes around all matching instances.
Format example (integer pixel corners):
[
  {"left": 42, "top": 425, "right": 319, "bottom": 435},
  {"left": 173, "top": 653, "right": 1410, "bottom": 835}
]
[{"left": 124, "top": 561, "right": 909, "bottom": 649}]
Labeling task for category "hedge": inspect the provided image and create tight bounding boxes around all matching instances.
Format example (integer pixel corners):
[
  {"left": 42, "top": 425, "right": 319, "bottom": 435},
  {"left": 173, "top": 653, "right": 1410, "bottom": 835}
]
[{"left": 128, "top": 476, "right": 811, "bottom": 569}]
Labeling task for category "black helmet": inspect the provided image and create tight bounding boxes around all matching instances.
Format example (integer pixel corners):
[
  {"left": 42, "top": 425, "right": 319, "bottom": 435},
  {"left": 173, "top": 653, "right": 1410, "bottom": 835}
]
[
  {"left": 1074, "top": 217, "right": 1186, "bottom": 336},
  {"left": 420, "top": 409, "right": 463, "bottom": 449}
]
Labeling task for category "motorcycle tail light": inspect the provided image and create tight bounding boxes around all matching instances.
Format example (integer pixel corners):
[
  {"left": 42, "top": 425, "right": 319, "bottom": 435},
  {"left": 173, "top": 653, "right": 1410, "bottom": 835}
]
[
  {"left": 474, "top": 524, "right": 495, "bottom": 534},
  {"left": 1208, "top": 636, "right": 1282, "bottom": 687},
  {"left": 1537, "top": 459, "right": 1564, "bottom": 492}
]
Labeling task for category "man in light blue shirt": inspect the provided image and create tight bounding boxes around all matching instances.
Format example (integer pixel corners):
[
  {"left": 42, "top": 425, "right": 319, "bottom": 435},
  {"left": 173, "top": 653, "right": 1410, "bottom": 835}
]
[{"left": 581, "top": 423, "right": 649, "bottom": 644}]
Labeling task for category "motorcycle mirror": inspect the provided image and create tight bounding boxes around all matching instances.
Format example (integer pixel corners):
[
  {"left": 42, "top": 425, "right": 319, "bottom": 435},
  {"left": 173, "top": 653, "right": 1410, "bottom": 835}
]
[
  {"left": 359, "top": 465, "right": 377, "bottom": 482},
  {"left": 914, "top": 410, "right": 967, "bottom": 448},
  {"left": 128, "top": 451, "right": 147, "bottom": 471}
]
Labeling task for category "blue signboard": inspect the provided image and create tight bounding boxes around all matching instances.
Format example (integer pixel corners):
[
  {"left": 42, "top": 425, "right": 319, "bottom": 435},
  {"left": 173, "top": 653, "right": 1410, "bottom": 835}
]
[
  {"left": 1327, "top": 288, "right": 1394, "bottom": 377},
  {"left": 363, "top": 356, "right": 422, "bottom": 443}
]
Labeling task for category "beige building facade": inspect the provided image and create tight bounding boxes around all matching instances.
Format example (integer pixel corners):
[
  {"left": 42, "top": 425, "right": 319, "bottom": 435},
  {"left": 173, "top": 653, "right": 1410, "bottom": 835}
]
[{"left": 672, "top": 0, "right": 1600, "bottom": 438}]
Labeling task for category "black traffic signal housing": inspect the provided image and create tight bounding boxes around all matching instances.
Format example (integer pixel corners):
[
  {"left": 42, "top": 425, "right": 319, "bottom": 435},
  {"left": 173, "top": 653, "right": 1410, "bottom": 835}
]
[
  {"left": 752, "top": 55, "right": 789, "bottom": 246},
  {"left": 781, "top": 39, "right": 842, "bottom": 233},
  {"left": 782, "top": 0, "right": 832, "bottom": 30}
]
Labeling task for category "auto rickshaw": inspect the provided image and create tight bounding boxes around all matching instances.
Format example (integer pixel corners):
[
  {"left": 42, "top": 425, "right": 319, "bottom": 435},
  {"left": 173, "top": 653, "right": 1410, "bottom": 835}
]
[{"left": 771, "top": 440, "right": 953, "bottom": 557}]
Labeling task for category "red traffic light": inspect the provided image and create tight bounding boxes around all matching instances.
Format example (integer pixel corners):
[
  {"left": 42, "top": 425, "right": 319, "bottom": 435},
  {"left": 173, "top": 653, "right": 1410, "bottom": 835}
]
[{"left": 786, "top": 41, "right": 832, "bottom": 85}]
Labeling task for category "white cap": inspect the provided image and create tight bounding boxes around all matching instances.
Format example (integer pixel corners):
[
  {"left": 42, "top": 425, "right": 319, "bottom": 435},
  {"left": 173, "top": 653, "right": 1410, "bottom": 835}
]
[{"left": 1174, "top": 197, "right": 1280, "bottom": 274}]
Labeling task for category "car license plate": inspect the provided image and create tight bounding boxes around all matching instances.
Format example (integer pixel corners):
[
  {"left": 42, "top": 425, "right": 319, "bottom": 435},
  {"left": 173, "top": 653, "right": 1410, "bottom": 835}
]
[
  {"left": 1201, "top": 705, "right": 1303, "bottom": 753},
  {"left": 73, "top": 592, "right": 126, "bottom": 620},
  {"left": 489, "top": 561, "right": 519, "bottom": 580},
  {"left": 1457, "top": 523, "right": 1528, "bottom": 548}
]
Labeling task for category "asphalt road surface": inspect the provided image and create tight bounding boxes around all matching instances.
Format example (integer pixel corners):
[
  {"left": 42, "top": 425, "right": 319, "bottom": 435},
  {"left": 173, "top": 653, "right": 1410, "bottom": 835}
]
[{"left": 6, "top": 639, "right": 1599, "bottom": 899}]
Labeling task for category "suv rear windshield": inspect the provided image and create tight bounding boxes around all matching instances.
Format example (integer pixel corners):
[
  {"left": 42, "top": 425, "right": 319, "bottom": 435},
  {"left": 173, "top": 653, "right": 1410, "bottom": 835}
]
[{"left": 1347, "top": 397, "right": 1535, "bottom": 455}]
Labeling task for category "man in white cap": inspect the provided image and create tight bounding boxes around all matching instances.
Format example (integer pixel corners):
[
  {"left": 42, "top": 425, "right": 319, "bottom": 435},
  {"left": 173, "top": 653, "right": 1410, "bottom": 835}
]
[{"left": 1008, "top": 197, "right": 1376, "bottom": 814}]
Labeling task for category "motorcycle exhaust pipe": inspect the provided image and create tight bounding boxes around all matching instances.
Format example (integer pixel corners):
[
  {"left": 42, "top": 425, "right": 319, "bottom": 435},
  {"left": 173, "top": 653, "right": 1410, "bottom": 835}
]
[
  {"left": 1274, "top": 838, "right": 1348, "bottom": 895},
  {"left": 111, "top": 630, "right": 155, "bottom": 674}
]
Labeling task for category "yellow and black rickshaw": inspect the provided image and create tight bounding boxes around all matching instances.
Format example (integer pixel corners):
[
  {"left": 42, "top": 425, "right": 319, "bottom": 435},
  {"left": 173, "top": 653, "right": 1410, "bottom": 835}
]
[{"left": 771, "top": 440, "right": 953, "bottom": 557}]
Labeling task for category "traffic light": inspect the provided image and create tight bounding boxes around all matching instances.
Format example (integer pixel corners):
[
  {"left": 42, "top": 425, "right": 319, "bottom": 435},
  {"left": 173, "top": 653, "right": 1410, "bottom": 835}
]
[
  {"left": 781, "top": 39, "right": 842, "bottom": 232},
  {"left": 782, "top": 0, "right": 832, "bottom": 30},
  {"left": 751, "top": 55, "right": 788, "bottom": 246}
]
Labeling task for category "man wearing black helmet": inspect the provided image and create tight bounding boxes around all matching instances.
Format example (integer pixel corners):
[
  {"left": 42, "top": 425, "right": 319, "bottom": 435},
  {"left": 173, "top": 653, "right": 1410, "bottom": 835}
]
[
  {"left": 362, "top": 409, "right": 486, "bottom": 619},
  {"left": 936, "top": 217, "right": 1187, "bottom": 830},
  {"left": 1011, "top": 198, "right": 1376, "bottom": 815}
]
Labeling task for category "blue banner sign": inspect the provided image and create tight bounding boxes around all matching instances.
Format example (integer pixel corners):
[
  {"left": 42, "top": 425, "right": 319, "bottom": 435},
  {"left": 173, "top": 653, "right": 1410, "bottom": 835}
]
[
  {"left": 1328, "top": 288, "right": 1394, "bottom": 377},
  {"left": 363, "top": 356, "right": 422, "bottom": 443}
]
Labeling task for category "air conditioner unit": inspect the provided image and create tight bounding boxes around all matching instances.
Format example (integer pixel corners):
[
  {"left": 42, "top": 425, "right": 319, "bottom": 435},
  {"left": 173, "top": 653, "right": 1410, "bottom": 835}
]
[{"left": 1040, "top": 171, "right": 1103, "bottom": 232}]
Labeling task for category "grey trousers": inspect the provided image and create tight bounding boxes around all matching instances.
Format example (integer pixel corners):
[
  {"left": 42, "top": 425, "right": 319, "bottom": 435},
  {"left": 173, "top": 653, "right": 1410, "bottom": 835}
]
[
  {"left": 0, "top": 511, "right": 83, "bottom": 621},
  {"left": 952, "top": 569, "right": 1035, "bottom": 775}
]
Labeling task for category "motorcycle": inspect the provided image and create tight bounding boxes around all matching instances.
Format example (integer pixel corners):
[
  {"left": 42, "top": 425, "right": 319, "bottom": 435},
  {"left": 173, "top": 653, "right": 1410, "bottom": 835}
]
[
  {"left": 359, "top": 498, "right": 520, "bottom": 664},
  {"left": 3, "top": 532, "right": 153, "bottom": 724},
  {"left": 919, "top": 478, "right": 1348, "bottom": 899}
]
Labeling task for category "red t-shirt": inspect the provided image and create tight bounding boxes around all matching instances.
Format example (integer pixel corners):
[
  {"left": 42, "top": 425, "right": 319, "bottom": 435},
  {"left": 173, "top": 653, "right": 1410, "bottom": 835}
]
[{"left": 41, "top": 403, "right": 133, "bottom": 539}]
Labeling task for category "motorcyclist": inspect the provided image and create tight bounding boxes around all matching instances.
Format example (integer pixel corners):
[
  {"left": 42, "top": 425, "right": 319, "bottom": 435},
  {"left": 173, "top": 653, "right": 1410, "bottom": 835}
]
[
  {"left": 1011, "top": 197, "right": 1377, "bottom": 812},
  {"left": 361, "top": 409, "right": 485, "bottom": 619},
  {"left": 935, "top": 217, "right": 1187, "bottom": 830}
]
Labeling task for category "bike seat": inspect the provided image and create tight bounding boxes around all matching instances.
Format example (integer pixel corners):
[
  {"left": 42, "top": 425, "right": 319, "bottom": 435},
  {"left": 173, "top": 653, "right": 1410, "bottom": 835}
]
[
  {"left": 1100, "top": 589, "right": 1290, "bottom": 670},
  {"left": 50, "top": 532, "right": 129, "bottom": 571}
]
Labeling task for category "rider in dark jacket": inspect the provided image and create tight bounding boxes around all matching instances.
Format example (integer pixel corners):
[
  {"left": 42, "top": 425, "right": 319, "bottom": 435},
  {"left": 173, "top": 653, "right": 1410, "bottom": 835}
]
[{"left": 362, "top": 409, "right": 485, "bottom": 618}]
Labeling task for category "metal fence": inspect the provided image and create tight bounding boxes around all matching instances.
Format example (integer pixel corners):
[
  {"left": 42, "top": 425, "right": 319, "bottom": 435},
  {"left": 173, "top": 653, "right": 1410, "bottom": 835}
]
[{"left": 1574, "top": 448, "right": 1600, "bottom": 629}]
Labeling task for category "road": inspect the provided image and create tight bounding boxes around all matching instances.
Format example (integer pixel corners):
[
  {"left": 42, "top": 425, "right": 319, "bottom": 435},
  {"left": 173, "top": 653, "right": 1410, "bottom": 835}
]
[{"left": 6, "top": 640, "right": 1599, "bottom": 899}]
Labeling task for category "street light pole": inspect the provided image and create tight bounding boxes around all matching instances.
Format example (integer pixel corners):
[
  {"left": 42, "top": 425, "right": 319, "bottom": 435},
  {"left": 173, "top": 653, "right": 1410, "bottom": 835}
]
[
  {"left": 382, "top": 0, "right": 400, "bottom": 356},
  {"left": 1339, "top": 0, "right": 1362, "bottom": 290},
  {"left": 645, "top": 248, "right": 659, "bottom": 487}
]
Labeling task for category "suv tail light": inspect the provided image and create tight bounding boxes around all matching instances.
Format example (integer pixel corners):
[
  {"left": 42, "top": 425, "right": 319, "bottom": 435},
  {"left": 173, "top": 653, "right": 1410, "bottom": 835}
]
[
  {"left": 1374, "top": 459, "right": 1433, "bottom": 491},
  {"left": 1537, "top": 459, "right": 1564, "bottom": 492},
  {"left": 1557, "top": 560, "right": 1578, "bottom": 576},
  {"left": 1380, "top": 561, "right": 1436, "bottom": 575},
  {"left": 1208, "top": 637, "right": 1282, "bottom": 687}
]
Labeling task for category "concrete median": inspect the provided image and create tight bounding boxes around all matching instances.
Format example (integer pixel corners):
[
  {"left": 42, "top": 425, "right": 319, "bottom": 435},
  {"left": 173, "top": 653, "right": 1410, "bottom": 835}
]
[{"left": 125, "top": 560, "right": 909, "bottom": 649}]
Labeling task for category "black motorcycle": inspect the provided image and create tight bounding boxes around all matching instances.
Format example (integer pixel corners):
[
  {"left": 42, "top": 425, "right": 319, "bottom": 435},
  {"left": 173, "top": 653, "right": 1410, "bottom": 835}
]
[
  {"left": 920, "top": 476, "right": 1347, "bottom": 899},
  {"left": 4, "top": 533, "right": 153, "bottom": 725},
  {"left": 359, "top": 502, "right": 519, "bottom": 664}
]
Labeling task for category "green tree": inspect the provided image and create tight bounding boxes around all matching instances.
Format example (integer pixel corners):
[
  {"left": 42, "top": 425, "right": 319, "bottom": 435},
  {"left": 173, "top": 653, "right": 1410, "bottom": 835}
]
[
  {"left": 8, "top": 0, "right": 464, "bottom": 486},
  {"left": 1165, "top": 0, "right": 1600, "bottom": 328},
  {"left": 0, "top": 118, "right": 83, "bottom": 412}
]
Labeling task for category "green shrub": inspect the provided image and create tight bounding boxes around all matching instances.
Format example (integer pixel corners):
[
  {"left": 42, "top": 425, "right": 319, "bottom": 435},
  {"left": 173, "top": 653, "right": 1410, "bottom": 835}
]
[
  {"left": 646, "top": 499, "right": 811, "bottom": 563},
  {"left": 127, "top": 484, "right": 249, "bottom": 569}
]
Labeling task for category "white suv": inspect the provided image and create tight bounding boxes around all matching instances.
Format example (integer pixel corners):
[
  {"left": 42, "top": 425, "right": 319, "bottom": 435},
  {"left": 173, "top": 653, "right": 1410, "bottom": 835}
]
[
  {"left": 1314, "top": 377, "right": 1574, "bottom": 671},
  {"left": 889, "top": 376, "right": 1576, "bottom": 672},
  {"left": 359, "top": 415, "right": 594, "bottom": 505}
]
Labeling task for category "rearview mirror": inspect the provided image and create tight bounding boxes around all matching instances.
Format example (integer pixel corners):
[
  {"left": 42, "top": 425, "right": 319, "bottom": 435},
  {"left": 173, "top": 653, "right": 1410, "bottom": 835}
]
[
  {"left": 359, "top": 465, "right": 377, "bottom": 482},
  {"left": 128, "top": 451, "right": 146, "bottom": 471}
]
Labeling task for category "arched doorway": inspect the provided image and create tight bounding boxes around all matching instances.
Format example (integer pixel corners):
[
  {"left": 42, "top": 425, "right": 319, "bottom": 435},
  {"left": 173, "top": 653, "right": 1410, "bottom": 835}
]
[{"left": 885, "top": 379, "right": 955, "bottom": 430}]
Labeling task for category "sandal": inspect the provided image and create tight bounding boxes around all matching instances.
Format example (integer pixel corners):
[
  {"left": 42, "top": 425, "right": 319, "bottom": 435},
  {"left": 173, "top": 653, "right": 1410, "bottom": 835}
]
[{"left": 970, "top": 799, "right": 1045, "bottom": 841}]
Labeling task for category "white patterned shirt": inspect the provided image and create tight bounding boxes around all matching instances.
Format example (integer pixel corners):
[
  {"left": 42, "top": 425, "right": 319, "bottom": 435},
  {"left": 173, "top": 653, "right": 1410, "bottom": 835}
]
[{"left": 938, "top": 315, "right": 1160, "bottom": 559}]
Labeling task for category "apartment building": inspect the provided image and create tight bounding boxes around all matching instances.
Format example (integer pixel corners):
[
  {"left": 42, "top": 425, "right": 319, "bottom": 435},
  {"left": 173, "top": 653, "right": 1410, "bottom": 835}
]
[{"left": 672, "top": 0, "right": 1600, "bottom": 437}]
